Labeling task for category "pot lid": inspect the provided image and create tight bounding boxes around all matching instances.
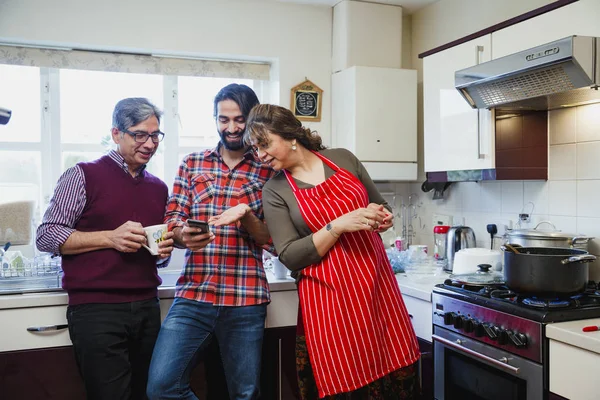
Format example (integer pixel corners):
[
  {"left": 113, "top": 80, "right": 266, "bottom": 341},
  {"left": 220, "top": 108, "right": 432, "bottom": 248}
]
[
  {"left": 506, "top": 221, "right": 592, "bottom": 240},
  {"left": 449, "top": 264, "right": 505, "bottom": 286}
]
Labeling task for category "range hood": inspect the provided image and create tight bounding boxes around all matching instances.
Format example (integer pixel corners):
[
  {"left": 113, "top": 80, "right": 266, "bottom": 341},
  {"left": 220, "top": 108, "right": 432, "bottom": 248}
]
[{"left": 455, "top": 36, "right": 600, "bottom": 111}]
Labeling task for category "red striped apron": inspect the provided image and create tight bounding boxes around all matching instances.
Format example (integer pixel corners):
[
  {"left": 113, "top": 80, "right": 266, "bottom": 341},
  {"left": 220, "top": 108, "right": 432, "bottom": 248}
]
[{"left": 283, "top": 152, "right": 420, "bottom": 397}]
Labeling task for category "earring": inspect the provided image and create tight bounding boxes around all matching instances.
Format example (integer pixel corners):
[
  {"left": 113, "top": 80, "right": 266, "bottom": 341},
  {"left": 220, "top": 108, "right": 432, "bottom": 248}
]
[{"left": 292, "top": 144, "right": 297, "bottom": 150}]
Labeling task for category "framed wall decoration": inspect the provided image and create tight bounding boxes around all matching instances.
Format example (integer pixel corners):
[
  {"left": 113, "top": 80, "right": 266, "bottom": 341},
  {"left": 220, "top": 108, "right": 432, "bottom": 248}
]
[{"left": 290, "top": 79, "right": 323, "bottom": 122}]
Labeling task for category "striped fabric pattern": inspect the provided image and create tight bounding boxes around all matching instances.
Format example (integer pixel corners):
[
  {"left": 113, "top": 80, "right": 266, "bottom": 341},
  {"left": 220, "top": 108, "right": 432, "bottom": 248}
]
[
  {"left": 284, "top": 152, "right": 420, "bottom": 397},
  {"left": 36, "top": 150, "right": 146, "bottom": 255},
  {"left": 165, "top": 145, "right": 275, "bottom": 306}
]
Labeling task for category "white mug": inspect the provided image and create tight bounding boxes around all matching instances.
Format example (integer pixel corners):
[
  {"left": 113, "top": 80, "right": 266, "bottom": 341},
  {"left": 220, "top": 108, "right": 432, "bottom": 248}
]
[{"left": 143, "top": 224, "right": 168, "bottom": 256}]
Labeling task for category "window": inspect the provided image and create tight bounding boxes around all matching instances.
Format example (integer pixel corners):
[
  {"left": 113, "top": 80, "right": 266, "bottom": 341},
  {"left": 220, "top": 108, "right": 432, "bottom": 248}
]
[{"left": 0, "top": 49, "right": 270, "bottom": 237}]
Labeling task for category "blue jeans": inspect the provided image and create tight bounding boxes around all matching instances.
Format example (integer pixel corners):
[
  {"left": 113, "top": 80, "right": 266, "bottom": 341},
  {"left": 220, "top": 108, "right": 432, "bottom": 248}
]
[{"left": 147, "top": 297, "right": 267, "bottom": 400}]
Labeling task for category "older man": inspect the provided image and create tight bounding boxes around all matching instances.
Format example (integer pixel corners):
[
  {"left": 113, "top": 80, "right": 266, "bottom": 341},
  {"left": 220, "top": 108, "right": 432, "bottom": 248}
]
[{"left": 36, "top": 97, "right": 174, "bottom": 400}]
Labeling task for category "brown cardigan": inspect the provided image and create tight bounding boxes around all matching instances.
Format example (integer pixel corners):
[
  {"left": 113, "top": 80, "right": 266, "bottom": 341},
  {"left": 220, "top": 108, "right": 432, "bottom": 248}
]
[{"left": 262, "top": 148, "right": 390, "bottom": 274}]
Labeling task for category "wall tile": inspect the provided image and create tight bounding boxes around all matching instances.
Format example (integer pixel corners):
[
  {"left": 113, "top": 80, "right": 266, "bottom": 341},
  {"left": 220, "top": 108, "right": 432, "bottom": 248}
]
[
  {"left": 549, "top": 144, "right": 576, "bottom": 180},
  {"left": 576, "top": 141, "right": 600, "bottom": 180},
  {"left": 577, "top": 180, "right": 600, "bottom": 218},
  {"left": 548, "top": 181, "right": 577, "bottom": 216},
  {"left": 501, "top": 181, "right": 523, "bottom": 214},
  {"left": 523, "top": 181, "right": 548, "bottom": 216},
  {"left": 577, "top": 103, "right": 600, "bottom": 142},
  {"left": 549, "top": 108, "right": 576, "bottom": 144},
  {"left": 546, "top": 215, "right": 577, "bottom": 233},
  {"left": 480, "top": 181, "right": 502, "bottom": 213},
  {"left": 460, "top": 182, "right": 481, "bottom": 213}
]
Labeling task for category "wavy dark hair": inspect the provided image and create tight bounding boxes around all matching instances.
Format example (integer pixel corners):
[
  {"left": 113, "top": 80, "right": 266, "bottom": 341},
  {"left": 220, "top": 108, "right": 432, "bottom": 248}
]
[{"left": 244, "top": 104, "right": 326, "bottom": 151}]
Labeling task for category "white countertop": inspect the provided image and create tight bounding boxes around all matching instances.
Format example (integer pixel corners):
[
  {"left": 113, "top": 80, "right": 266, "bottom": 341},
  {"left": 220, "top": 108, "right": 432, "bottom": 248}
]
[
  {"left": 0, "top": 269, "right": 296, "bottom": 310},
  {"left": 395, "top": 271, "right": 450, "bottom": 301},
  {"left": 547, "top": 318, "right": 600, "bottom": 355}
]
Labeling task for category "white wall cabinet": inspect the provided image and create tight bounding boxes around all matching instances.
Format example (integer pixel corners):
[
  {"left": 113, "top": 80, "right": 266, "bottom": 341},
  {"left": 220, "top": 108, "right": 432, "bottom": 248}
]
[
  {"left": 332, "top": 66, "right": 418, "bottom": 181},
  {"left": 492, "top": 0, "right": 600, "bottom": 59},
  {"left": 423, "top": 35, "right": 495, "bottom": 173}
]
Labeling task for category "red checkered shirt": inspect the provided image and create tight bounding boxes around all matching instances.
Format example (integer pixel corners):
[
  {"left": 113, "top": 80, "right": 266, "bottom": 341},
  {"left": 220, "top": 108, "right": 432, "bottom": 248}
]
[{"left": 165, "top": 145, "right": 275, "bottom": 306}]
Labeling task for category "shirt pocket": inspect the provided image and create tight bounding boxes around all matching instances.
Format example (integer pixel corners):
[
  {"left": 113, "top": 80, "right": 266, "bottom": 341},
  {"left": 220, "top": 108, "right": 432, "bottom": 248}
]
[
  {"left": 191, "top": 173, "right": 216, "bottom": 204},
  {"left": 237, "top": 180, "right": 264, "bottom": 214}
]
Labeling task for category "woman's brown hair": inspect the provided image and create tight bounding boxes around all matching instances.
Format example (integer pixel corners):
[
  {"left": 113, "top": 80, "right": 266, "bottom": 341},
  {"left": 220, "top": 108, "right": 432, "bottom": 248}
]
[{"left": 244, "top": 104, "right": 326, "bottom": 151}]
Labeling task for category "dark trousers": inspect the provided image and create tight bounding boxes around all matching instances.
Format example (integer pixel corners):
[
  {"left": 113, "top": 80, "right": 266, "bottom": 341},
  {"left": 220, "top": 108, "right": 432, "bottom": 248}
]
[{"left": 67, "top": 297, "right": 161, "bottom": 400}]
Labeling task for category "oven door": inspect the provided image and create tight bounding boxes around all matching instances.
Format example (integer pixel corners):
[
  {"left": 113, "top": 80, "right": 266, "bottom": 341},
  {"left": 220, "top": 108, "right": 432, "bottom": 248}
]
[{"left": 433, "top": 326, "right": 543, "bottom": 400}]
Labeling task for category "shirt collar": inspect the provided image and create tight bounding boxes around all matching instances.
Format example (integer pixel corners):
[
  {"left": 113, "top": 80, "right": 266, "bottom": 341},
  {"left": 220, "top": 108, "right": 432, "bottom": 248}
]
[
  {"left": 108, "top": 150, "right": 147, "bottom": 177},
  {"left": 209, "top": 142, "right": 258, "bottom": 163}
]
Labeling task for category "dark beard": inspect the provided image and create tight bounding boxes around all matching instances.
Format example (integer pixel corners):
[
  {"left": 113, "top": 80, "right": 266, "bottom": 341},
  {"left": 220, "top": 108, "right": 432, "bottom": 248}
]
[{"left": 218, "top": 129, "right": 246, "bottom": 151}]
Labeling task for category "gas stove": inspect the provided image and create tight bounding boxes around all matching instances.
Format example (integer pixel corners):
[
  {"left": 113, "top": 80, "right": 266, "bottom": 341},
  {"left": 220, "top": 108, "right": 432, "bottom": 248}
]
[
  {"left": 432, "top": 280, "right": 600, "bottom": 364},
  {"left": 431, "top": 280, "right": 600, "bottom": 399}
]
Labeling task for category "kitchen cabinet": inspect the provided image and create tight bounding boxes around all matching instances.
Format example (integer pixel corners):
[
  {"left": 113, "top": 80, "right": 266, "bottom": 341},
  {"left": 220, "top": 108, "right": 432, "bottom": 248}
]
[
  {"left": 0, "top": 346, "right": 85, "bottom": 400},
  {"left": 423, "top": 35, "right": 495, "bottom": 173},
  {"left": 492, "top": 0, "right": 600, "bottom": 59},
  {"left": 332, "top": 66, "right": 418, "bottom": 181},
  {"left": 261, "top": 326, "right": 299, "bottom": 400}
]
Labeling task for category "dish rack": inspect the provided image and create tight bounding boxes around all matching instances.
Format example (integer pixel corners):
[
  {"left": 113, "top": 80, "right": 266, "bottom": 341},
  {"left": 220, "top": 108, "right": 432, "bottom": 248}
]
[{"left": 0, "top": 257, "right": 62, "bottom": 292}]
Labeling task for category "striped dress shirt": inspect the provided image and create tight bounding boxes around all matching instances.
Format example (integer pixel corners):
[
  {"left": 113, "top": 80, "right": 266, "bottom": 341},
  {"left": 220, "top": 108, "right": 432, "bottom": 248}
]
[{"left": 36, "top": 150, "right": 167, "bottom": 266}]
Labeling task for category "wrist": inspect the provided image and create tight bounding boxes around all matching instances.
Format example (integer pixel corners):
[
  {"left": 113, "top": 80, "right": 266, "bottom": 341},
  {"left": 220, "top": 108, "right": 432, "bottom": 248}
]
[{"left": 326, "top": 222, "right": 340, "bottom": 239}]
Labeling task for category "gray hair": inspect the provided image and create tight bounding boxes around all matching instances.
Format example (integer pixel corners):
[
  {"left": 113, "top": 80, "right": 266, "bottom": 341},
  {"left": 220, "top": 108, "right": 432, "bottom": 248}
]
[{"left": 112, "top": 98, "right": 162, "bottom": 131}]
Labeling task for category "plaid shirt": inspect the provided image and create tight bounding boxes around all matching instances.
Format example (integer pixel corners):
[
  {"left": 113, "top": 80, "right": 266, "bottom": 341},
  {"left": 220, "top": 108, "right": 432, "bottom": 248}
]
[{"left": 165, "top": 145, "right": 275, "bottom": 306}]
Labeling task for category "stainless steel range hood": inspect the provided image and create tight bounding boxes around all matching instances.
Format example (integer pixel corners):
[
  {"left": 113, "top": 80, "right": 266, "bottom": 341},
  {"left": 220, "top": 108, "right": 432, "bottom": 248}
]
[{"left": 455, "top": 36, "right": 600, "bottom": 111}]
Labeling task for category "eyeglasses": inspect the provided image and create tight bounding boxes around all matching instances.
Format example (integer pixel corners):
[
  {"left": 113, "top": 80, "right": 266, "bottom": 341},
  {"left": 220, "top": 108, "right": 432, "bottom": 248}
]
[{"left": 121, "top": 129, "right": 165, "bottom": 143}]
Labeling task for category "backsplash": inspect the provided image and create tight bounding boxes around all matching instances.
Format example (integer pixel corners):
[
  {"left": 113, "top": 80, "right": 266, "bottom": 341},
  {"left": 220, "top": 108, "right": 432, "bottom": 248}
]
[{"left": 379, "top": 102, "right": 600, "bottom": 277}]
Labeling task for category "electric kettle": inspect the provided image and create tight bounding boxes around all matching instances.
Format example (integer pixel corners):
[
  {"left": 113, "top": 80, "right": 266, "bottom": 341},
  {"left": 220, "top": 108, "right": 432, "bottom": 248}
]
[{"left": 445, "top": 226, "right": 476, "bottom": 272}]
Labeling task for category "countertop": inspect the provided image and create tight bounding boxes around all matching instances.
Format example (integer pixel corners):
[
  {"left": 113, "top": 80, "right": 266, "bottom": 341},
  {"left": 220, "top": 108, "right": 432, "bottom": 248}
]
[
  {"left": 0, "top": 269, "right": 296, "bottom": 310},
  {"left": 546, "top": 318, "right": 600, "bottom": 355},
  {"left": 395, "top": 271, "right": 450, "bottom": 302}
]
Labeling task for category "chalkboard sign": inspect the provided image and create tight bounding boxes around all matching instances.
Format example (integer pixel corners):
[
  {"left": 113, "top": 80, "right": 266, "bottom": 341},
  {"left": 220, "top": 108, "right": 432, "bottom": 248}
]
[{"left": 290, "top": 79, "right": 323, "bottom": 122}]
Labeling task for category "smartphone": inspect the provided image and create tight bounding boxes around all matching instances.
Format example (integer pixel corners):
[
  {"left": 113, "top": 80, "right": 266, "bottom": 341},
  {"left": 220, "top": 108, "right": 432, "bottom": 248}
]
[{"left": 187, "top": 219, "right": 210, "bottom": 234}]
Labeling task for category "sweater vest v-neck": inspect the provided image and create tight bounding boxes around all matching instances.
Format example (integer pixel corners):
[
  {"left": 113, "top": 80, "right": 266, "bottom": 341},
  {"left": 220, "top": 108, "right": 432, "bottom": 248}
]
[{"left": 61, "top": 155, "right": 168, "bottom": 305}]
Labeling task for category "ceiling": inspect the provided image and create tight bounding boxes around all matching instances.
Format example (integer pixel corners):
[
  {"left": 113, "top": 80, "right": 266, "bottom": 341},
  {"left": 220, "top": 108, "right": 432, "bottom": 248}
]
[{"left": 276, "top": 0, "right": 440, "bottom": 14}]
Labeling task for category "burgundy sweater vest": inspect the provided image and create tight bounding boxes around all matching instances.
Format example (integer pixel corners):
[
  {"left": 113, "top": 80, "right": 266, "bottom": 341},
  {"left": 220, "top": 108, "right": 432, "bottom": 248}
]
[{"left": 61, "top": 155, "right": 168, "bottom": 305}]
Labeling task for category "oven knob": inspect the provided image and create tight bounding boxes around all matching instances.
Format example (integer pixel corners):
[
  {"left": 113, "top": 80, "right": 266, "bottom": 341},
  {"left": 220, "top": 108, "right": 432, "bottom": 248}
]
[
  {"left": 443, "top": 312, "right": 456, "bottom": 325},
  {"left": 463, "top": 317, "right": 475, "bottom": 333},
  {"left": 473, "top": 322, "right": 485, "bottom": 337},
  {"left": 497, "top": 329, "right": 509, "bottom": 345},
  {"left": 507, "top": 330, "right": 528, "bottom": 348},
  {"left": 453, "top": 316, "right": 464, "bottom": 329},
  {"left": 483, "top": 324, "right": 498, "bottom": 340}
]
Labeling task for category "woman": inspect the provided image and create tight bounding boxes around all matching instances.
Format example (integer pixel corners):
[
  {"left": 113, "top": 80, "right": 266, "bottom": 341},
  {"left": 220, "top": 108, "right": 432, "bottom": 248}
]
[{"left": 245, "top": 104, "right": 420, "bottom": 399}]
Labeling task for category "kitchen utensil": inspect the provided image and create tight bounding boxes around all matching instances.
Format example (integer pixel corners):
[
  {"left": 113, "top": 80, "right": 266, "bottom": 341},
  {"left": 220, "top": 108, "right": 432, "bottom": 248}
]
[
  {"left": 502, "top": 246, "right": 596, "bottom": 295},
  {"left": 445, "top": 226, "right": 476, "bottom": 272},
  {"left": 486, "top": 224, "right": 497, "bottom": 250},
  {"left": 449, "top": 263, "right": 505, "bottom": 286},
  {"left": 452, "top": 248, "right": 503, "bottom": 275},
  {"left": 502, "top": 243, "right": 521, "bottom": 254},
  {"left": 505, "top": 221, "right": 593, "bottom": 250}
]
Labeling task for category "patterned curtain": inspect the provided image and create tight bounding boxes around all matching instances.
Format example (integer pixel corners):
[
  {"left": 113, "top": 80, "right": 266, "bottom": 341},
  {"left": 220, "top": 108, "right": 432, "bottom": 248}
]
[{"left": 0, "top": 45, "right": 270, "bottom": 80}]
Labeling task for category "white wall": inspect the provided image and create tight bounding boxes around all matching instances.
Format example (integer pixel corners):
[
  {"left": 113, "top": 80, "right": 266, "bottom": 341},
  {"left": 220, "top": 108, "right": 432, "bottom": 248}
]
[
  {"left": 397, "top": 0, "right": 600, "bottom": 278},
  {"left": 0, "top": 0, "right": 333, "bottom": 143}
]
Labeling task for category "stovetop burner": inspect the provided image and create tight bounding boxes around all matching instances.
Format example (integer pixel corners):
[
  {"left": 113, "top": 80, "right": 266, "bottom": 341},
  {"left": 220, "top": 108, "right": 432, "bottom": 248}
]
[{"left": 436, "top": 280, "right": 600, "bottom": 322}]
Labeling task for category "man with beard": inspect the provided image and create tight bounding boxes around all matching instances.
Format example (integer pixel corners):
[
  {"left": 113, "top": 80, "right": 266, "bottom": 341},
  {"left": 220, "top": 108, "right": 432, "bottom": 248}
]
[{"left": 147, "top": 84, "right": 274, "bottom": 400}]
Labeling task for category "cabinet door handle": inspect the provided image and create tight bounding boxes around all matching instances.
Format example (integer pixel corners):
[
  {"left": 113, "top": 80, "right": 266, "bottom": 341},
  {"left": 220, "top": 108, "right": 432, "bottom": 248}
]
[
  {"left": 475, "top": 45, "right": 485, "bottom": 160},
  {"left": 27, "top": 324, "right": 68, "bottom": 332}
]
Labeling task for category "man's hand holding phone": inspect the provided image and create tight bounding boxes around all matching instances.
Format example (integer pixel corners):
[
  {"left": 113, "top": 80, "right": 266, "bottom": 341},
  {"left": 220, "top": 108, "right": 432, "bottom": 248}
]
[{"left": 182, "top": 219, "right": 215, "bottom": 251}]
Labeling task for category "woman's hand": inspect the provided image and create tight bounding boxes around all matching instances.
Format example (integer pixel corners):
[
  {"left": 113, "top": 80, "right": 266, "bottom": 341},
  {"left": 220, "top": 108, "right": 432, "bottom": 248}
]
[
  {"left": 333, "top": 206, "right": 386, "bottom": 234},
  {"left": 367, "top": 203, "right": 393, "bottom": 232},
  {"left": 208, "top": 204, "right": 251, "bottom": 226}
]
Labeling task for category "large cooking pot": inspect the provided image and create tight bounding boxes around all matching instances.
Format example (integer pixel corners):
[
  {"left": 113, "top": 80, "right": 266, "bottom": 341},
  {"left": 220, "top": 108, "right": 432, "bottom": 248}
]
[
  {"left": 505, "top": 221, "right": 593, "bottom": 250},
  {"left": 502, "top": 245, "right": 597, "bottom": 295}
]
